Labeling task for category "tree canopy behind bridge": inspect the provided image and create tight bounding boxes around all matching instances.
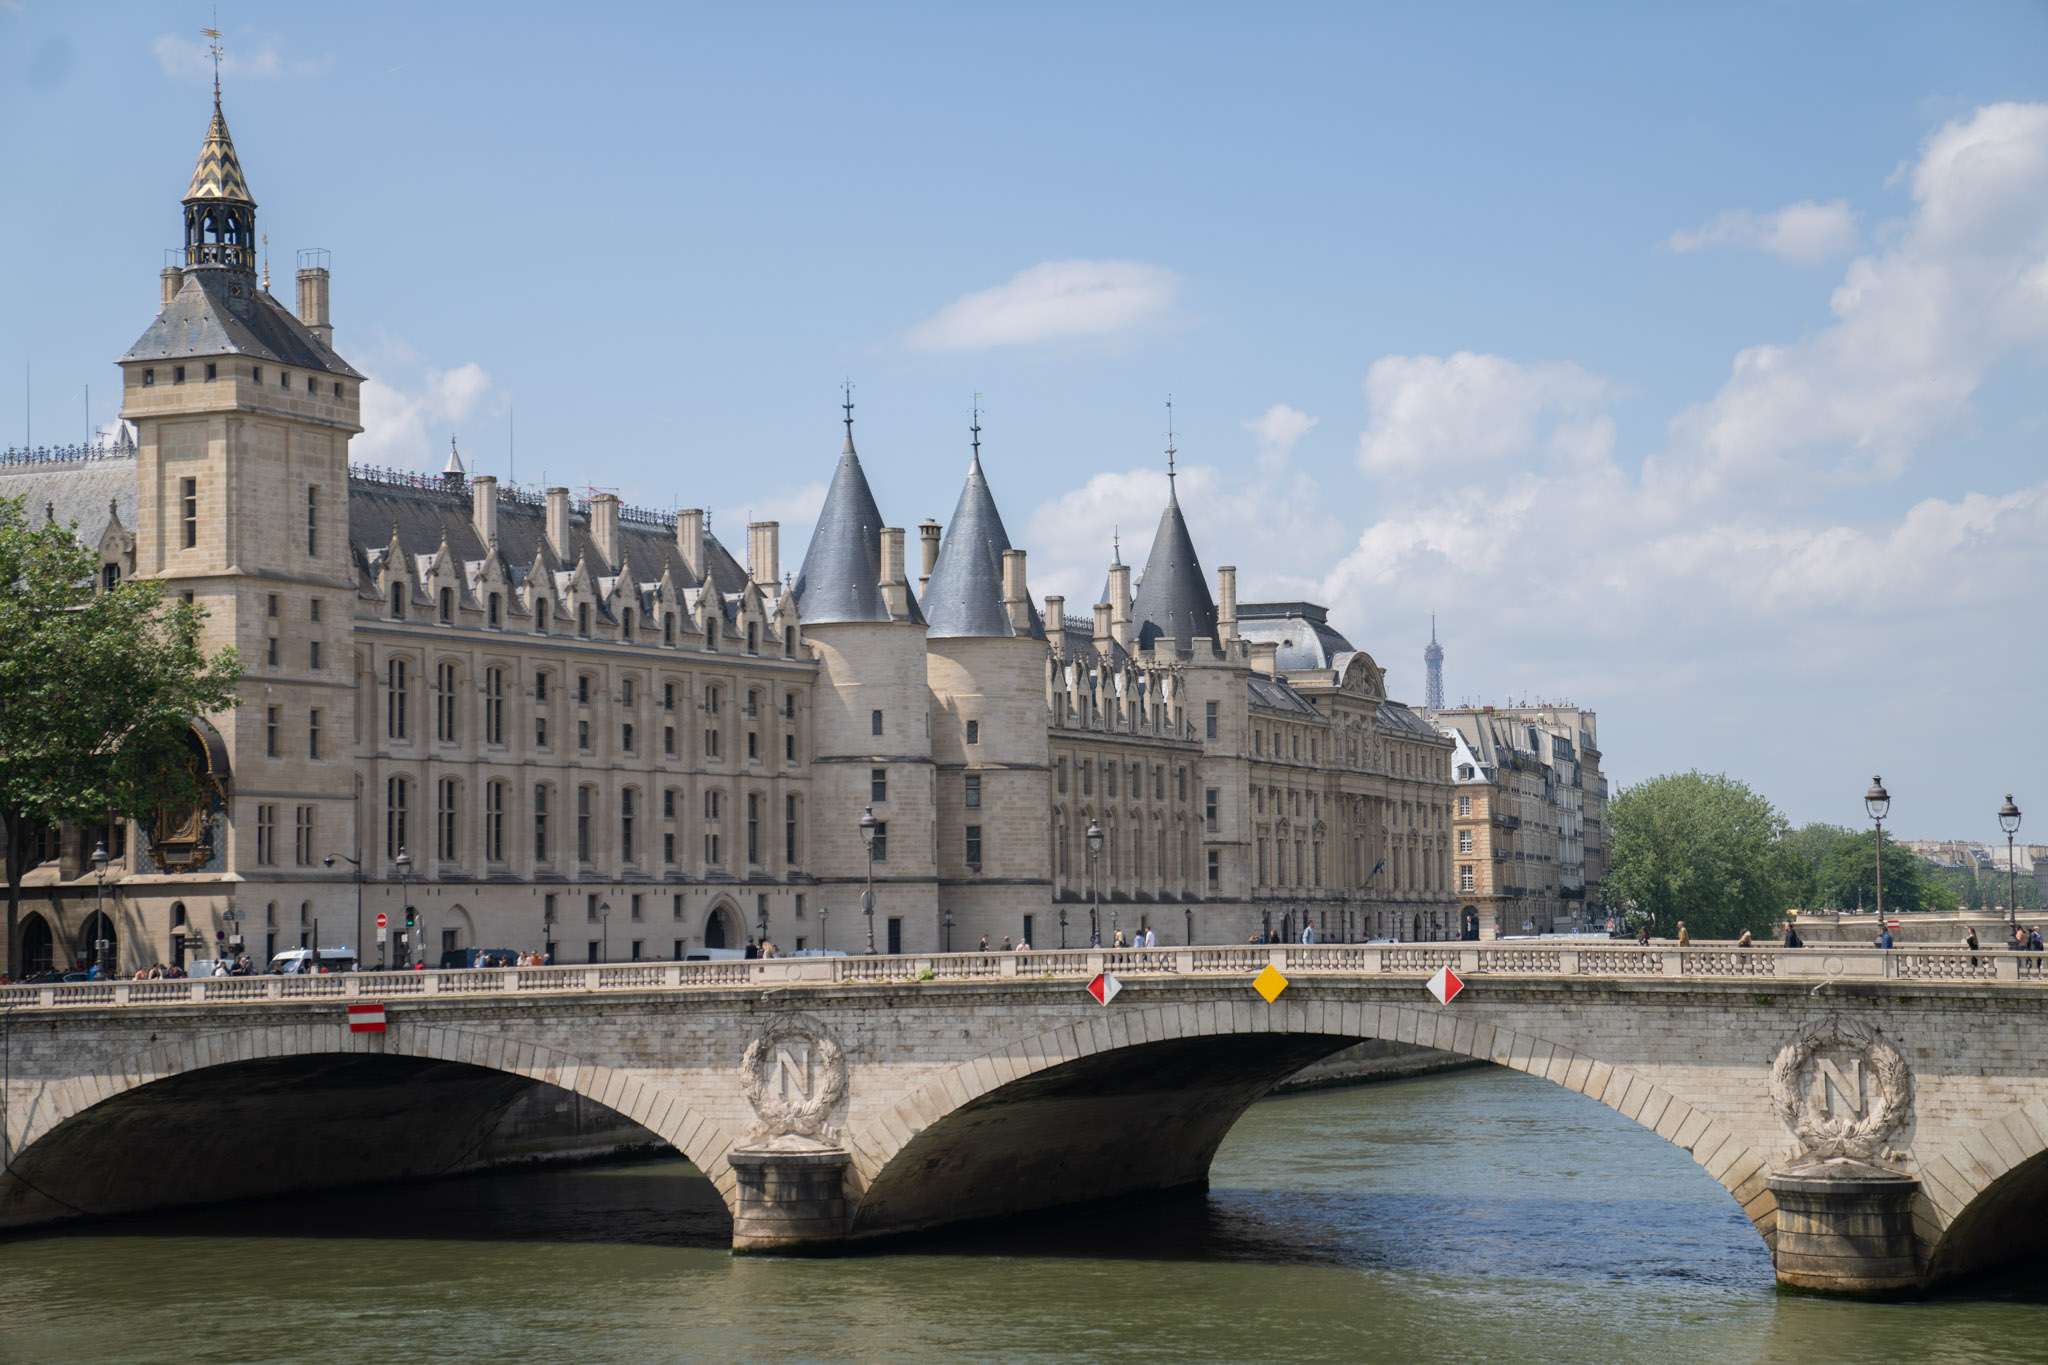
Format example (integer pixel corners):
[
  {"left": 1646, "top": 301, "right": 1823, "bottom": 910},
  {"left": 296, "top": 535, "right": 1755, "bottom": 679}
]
[
  {"left": 0, "top": 495, "right": 241, "bottom": 971},
  {"left": 1607, "top": 771, "right": 1791, "bottom": 940}
]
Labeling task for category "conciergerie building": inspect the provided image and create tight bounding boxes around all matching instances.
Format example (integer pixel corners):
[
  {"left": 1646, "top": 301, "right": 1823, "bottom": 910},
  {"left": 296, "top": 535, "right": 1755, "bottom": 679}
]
[{"left": 0, "top": 88, "right": 1457, "bottom": 974}]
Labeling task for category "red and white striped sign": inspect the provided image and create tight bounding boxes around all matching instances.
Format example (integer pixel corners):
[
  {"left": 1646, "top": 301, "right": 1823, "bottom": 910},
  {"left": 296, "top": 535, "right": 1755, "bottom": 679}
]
[{"left": 347, "top": 1003, "right": 387, "bottom": 1033}]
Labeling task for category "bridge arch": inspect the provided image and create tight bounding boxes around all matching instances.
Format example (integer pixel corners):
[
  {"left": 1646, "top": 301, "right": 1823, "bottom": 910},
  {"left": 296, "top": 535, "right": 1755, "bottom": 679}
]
[
  {"left": 847, "top": 996, "right": 1778, "bottom": 1250},
  {"left": 1920, "top": 1100, "right": 2048, "bottom": 1282},
  {"left": 3, "top": 1018, "right": 744, "bottom": 1227}
]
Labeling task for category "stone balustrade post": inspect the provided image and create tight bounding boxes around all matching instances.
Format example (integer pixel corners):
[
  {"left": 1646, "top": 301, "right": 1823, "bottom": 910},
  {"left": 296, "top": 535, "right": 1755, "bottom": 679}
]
[
  {"left": 584, "top": 969, "right": 600, "bottom": 991},
  {"left": 1997, "top": 954, "right": 2020, "bottom": 982},
  {"left": 1662, "top": 951, "right": 1684, "bottom": 976},
  {"left": 664, "top": 964, "right": 681, "bottom": 987},
  {"left": 1087, "top": 952, "right": 1105, "bottom": 974},
  {"left": 113, "top": 984, "right": 130, "bottom": 1005},
  {"left": 1559, "top": 949, "right": 1579, "bottom": 974},
  {"left": 1000, "top": 955, "right": 1018, "bottom": 978},
  {"left": 265, "top": 979, "right": 282, "bottom": 1000},
  {"left": 1362, "top": 948, "right": 1381, "bottom": 974},
  {"left": 343, "top": 976, "right": 359, "bottom": 998},
  {"left": 1460, "top": 948, "right": 1479, "bottom": 973},
  {"left": 1176, "top": 949, "right": 1195, "bottom": 973},
  {"left": 423, "top": 972, "right": 440, "bottom": 995}
]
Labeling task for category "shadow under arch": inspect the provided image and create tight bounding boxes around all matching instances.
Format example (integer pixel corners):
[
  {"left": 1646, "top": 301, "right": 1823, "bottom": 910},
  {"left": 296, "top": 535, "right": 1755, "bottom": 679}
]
[
  {"left": 1922, "top": 1108, "right": 2048, "bottom": 1284},
  {"left": 848, "top": 997, "right": 1778, "bottom": 1252},
  {"left": 1, "top": 1020, "right": 743, "bottom": 1233}
]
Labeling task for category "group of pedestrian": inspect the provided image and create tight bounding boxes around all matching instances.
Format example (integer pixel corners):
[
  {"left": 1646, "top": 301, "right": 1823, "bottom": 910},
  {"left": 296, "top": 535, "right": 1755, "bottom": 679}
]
[{"left": 1114, "top": 928, "right": 1160, "bottom": 948}]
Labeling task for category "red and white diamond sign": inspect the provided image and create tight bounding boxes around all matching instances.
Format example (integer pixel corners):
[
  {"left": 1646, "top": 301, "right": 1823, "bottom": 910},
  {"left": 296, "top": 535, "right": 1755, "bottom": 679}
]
[
  {"left": 1087, "top": 972, "right": 1122, "bottom": 1006},
  {"left": 1426, "top": 966, "right": 1465, "bottom": 1006},
  {"left": 347, "top": 1002, "right": 387, "bottom": 1033}
]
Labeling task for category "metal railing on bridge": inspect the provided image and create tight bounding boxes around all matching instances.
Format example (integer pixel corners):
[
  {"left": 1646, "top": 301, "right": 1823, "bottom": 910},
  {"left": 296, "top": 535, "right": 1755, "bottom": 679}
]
[{"left": 2, "top": 942, "right": 2043, "bottom": 1011}]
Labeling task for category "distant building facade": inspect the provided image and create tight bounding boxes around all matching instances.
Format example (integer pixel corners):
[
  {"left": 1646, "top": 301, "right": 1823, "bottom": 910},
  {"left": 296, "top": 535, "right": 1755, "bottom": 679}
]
[
  {"left": 0, "top": 89, "right": 1458, "bottom": 975},
  {"left": 1430, "top": 704, "right": 1607, "bottom": 938}
]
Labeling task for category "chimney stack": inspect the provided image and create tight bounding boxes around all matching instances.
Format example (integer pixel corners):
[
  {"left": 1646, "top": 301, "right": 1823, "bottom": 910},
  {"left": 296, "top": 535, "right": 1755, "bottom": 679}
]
[
  {"left": 1044, "top": 594, "right": 1066, "bottom": 652},
  {"left": 160, "top": 266, "right": 182, "bottom": 312},
  {"left": 1092, "top": 601, "right": 1114, "bottom": 656},
  {"left": 917, "top": 519, "right": 941, "bottom": 595},
  {"left": 471, "top": 475, "right": 499, "bottom": 547},
  {"left": 1108, "top": 562, "right": 1134, "bottom": 651},
  {"left": 589, "top": 493, "right": 620, "bottom": 568},
  {"left": 879, "top": 527, "right": 910, "bottom": 619},
  {"left": 676, "top": 508, "right": 706, "bottom": 582},
  {"left": 545, "top": 487, "right": 573, "bottom": 560},
  {"left": 1001, "top": 549, "right": 1031, "bottom": 634},
  {"left": 1250, "top": 639, "right": 1281, "bottom": 678},
  {"left": 747, "top": 521, "right": 780, "bottom": 588},
  {"left": 296, "top": 262, "right": 333, "bottom": 348},
  {"left": 1217, "top": 565, "right": 1239, "bottom": 642}
]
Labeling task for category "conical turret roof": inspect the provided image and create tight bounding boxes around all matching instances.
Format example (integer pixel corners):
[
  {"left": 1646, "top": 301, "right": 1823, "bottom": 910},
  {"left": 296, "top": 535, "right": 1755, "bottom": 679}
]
[
  {"left": 922, "top": 449, "right": 1043, "bottom": 639},
  {"left": 793, "top": 423, "right": 922, "bottom": 625},
  {"left": 185, "top": 97, "right": 255, "bottom": 205},
  {"left": 1130, "top": 480, "right": 1217, "bottom": 652}
]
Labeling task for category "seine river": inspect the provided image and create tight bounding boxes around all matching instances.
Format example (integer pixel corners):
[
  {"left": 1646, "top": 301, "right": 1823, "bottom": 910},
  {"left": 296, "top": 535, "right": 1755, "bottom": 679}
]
[{"left": 0, "top": 1067, "right": 2040, "bottom": 1363}]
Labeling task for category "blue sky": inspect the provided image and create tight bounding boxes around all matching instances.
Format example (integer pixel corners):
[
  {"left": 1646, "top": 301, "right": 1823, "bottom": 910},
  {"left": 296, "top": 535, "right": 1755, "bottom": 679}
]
[{"left": 4, "top": 2, "right": 2045, "bottom": 838}]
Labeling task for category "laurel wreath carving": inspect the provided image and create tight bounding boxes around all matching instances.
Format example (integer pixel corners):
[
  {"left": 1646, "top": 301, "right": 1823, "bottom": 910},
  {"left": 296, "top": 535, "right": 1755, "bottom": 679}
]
[
  {"left": 1769, "top": 1017, "right": 1912, "bottom": 1160},
  {"left": 738, "top": 1013, "right": 847, "bottom": 1146}
]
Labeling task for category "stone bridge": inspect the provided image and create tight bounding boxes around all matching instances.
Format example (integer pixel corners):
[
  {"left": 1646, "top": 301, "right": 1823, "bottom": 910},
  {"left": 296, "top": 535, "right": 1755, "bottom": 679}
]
[{"left": 4, "top": 942, "right": 2047, "bottom": 1297}]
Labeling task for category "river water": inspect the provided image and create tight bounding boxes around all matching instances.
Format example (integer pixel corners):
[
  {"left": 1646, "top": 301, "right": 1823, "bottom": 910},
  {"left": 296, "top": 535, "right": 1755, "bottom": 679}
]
[{"left": 1, "top": 1066, "right": 2041, "bottom": 1363}]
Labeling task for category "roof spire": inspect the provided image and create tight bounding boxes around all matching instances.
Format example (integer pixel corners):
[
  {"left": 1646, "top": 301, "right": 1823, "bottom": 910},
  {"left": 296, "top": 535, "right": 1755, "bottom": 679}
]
[
  {"left": 203, "top": 15, "right": 223, "bottom": 108},
  {"left": 1112, "top": 524, "right": 1121, "bottom": 565},
  {"left": 1165, "top": 395, "right": 1177, "bottom": 489},
  {"left": 970, "top": 392, "right": 982, "bottom": 466},
  {"left": 261, "top": 232, "right": 269, "bottom": 291},
  {"left": 840, "top": 380, "right": 856, "bottom": 454}
]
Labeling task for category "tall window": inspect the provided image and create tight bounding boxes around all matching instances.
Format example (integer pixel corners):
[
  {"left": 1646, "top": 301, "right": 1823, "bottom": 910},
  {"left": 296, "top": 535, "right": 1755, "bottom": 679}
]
[
  {"left": 965, "top": 825, "right": 982, "bottom": 868},
  {"left": 265, "top": 706, "right": 280, "bottom": 757},
  {"left": 180, "top": 477, "right": 198, "bottom": 548},
  {"left": 1205, "top": 700, "right": 1218, "bottom": 739},
  {"left": 294, "top": 805, "right": 314, "bottom": 866},
  {"left": 435, "top": 661, "right": 459, "bottom": 742},
  {"left": 870, "top": 709, "right": 883, "bottom": 737},
  {"left": 255, "top": 804, "right": 276, "bottom": 865},
  {"left": 387, "top": 659, "right": 409, "bottom": 740},
  {"left": 533, "top": 784, "right": 550, "bottom": 862},
  {"left": 964, "top": 775, "right": 981, "bottom": 809},
  {"left": 869, "top": 821, "right": 888, "bottom": 862},
  {"left": 576, "top": 786, "right": 593, "bottom": 863},
  {"left": 1458, "top": 829, "right": 1473, "bottom": 854},
  {"left": 306, "top": 485, "right": 319, "bottom": 556},
  {"left": 385, "top": 777, "right": 409, "bottom": 859},
  {"left": 436, "top": 779, "right": 459, "bottom": 863},
  {"left": 1205, "top": 788, "right": 1219, "bottom": 831},
  {"left": 620, "top": 788, "right": 637, "bottom": 864},
  {"left": 485, "top": 782, "right": 505, "bottom": 862},
  {"left": 785, "top": 795, "right": 799, "bottom": 865},
  {"left": 484, "top": 667, "right": 505, "bottom": 745},
  {"left": 870, "top": 768, "right": 887, "bottom": 802},
  {"left": 965, "top": 719, "right": 979, "bottom": 745},
  {"left": 746, "top": 793, "right": 760, "bottom": 865},
  {"left": 438, "top": 587, "right": 454, "bottom": 624},
  {"left": 390, "top": 581, "right": 405, "bottom": 619}
]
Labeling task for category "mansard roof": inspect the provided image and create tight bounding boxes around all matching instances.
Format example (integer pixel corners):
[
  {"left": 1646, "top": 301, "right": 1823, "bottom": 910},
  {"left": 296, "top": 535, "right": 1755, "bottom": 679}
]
[
  {"left": 122, "top": 268, "right": 361, "bottom": 378},
  {"left": 1130, "top": 481, "right": 1217, "bottom": 652},
  {"left": 346, "top": 473, "right": 748, "bottom": 610},
  {"left": 921, "top": 450, "right": 1044, "bottom": 640},
  {"left": 1236, "top": 600, "right": 1356, "bottom": 672},
  {"left": 792, "top": 428, "right": 923, "bottom": 625},
  {"left": 0, "top": 448, "right": 138, "bottom": 547}
]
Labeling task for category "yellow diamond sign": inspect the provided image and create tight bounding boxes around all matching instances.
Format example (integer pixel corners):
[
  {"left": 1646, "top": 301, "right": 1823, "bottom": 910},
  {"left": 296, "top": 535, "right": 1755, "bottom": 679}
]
[{"left": 1252, "top": 964, "right": 1289, "bottom": 1003}]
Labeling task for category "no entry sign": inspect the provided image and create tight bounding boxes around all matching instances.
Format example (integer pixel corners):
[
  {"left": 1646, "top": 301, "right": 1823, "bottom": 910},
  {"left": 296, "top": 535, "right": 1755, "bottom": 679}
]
[
  {"left": 375, "top": 912, "right": 388, "bottom": 929},
  {"left": 347, "top": 1003, "right": 387, "bottom": 1034}
]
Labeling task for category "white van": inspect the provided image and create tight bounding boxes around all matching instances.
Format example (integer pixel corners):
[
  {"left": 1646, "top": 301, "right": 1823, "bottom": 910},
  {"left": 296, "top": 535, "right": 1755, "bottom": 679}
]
[{"left": 268, "top": 947, "right": 358, "bottom": 975}]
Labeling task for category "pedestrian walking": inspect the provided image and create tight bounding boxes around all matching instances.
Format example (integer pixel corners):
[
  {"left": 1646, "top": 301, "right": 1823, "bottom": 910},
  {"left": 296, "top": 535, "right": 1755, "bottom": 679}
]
[
  {"left": 1737, "top": 930, "right": 1753, "bottom": 948},
  {"left": 1002, "top": 936, "right": 1013, "bottom": 952},
  {"left": 1676, "top": 922, "right": 1690, "bottom": 947},
  {"left": 978, "top": 935, "right": 989, "bottom": 952},
  {"left": 1965, "top": 928, "right": 1980, "bottom": 969},
  {"left": 1874, "top": 927, "right": 1894, "bottom": 949},
  {"left": 1783, "top": 923, "right": 1804, "bottom": 948},
  {"left": 1143, "top": 926, "right": 1157, "bottom": 948},
  {"left": 1300, "top": 920, "right": 1317, "bottom": 945}
]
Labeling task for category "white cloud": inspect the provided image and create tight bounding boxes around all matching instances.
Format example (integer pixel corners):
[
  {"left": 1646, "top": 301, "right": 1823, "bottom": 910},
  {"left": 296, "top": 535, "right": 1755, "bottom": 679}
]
[
  {"left": 152, "top": 33, "right": 324, "bottom": 82},
  {"left": 1357, "top": 352, "right": 1613, "bottom": 477},
  {"left": 1244, "top": 404, "right": 1318, "bottom": 464},
  {"left": 1667, "top": 198, "right": 1860, "bottom": 264},
  {"left": 353, "top": 360, "right": 493, "bottom": 469},
  {"left": 1647, "top": 102, "right": 2048, "bottom": 508},
  {"left": 906, "top": 260, "right": 1178, "bottom": 351}
]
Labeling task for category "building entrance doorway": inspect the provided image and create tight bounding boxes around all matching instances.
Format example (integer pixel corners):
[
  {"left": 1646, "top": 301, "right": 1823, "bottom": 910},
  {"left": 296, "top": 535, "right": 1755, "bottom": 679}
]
[
  {"left": 78, "top": 911, "right": 118, "bottom": 974},
  {"left": 19, "top": 914, "right": 54, "bottom": 974},
  {"left": 704, "top": 902, "right": 744, "bottom": 950}
]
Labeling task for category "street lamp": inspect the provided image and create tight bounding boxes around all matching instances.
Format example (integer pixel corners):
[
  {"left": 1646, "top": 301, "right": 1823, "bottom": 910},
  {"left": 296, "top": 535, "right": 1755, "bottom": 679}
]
[
  {"left": 859, "top": 807, "right": 878, "bottom": 954},
  {"left": 599, "top": 901, "right": 612, "bottom": 962},
  {"left": 1058, "top": 904, "right": 1068, "bottom": 949},
  {"left": 1998, "top": 794, "right": 2022, "bottom": 935},
  {"left": 394, "top": 847, "right": 416, "bottom": 966},
  {"left": 323, "top": 852, "right": 367, "bottom": 968},
  {"left": 1185, "top": 905, "right": 1193, "bottom": 945},
  {"left": 756, "top": 901, "right": 769, "bottom": 951},
  {"left": 942, "top": 909, "right": 953, "bottom": 953},
  {"left": 819, "top": 903, "right": 829, "bottom": 952},
  {"left": 1864, "top": 777, "right": 1890, "bottom": 926},
  {"left": 90, "top": 839, "right": 109, "bottom": 974},
  {"left": 1085, "top": 819, "right": 1103, "bottom": 945}
]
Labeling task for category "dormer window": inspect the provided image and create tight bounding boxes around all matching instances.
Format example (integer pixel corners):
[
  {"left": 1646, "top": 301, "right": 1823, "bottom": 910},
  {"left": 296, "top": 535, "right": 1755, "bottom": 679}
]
[
  {"left": 663, "top": 614, "right": 674, "bottom": 646},
  {"left": 280, "top": 370, "right": 291, "bottom": 389},
  {"left": 389, "top": 582, "right": 405, "bottom": 620},
  {"left": 746, "top": 623, "right": 758, "bottom": 653},
  {"left": 488, "top": 593, "right": 501, "bottom": 627},
  {"left": 622, "top": 609, "right": 635, "bottom": 642},
  {"left": 577, "top": 603, "right": 591, "bottom": 637},
  {"left": 439, "top": 587, "right": 454, "bottom": 623}
]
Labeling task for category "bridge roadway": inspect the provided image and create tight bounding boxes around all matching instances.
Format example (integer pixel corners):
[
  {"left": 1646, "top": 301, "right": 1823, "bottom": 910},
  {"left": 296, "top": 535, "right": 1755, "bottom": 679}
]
[{"left": 4, "top": 942, "right": 2046, "bottom": 1297}]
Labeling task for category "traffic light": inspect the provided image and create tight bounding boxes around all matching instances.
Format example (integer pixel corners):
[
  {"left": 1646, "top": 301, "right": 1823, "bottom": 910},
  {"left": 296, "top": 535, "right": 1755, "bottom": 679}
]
[{"left": 404, "top": 905, "right": 417, "bottom": 929}]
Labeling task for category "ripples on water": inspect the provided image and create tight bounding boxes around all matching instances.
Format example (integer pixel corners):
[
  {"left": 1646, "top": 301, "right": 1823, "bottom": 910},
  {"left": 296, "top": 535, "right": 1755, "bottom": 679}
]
[{"left": 0, "top": 1067, "right": 2041, "bottom": 1364}]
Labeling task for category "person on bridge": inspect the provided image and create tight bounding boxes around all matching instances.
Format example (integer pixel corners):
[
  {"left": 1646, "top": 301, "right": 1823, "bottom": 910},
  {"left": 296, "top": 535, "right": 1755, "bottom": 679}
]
[
  {"left": 2030, "top": 927, "right": 2044, "bottom": 952},
  {"left": 1875, "top": 927, "right": 1894, "bottom": 949},
  {"left": 1964, "top": 928, "right": 1980, "bottom": 968},
  {"left": 978, "top": 935, "right": 989, "bottom": 952},
  {"left": 1676, "top": 922, "right": 1691, "bottom": 946},
  {"left": 1300, "top": 921, "right": 1317, "bottom": 945},
  {"left": 1737, "top": 930, "right": 1753, "bottom": 947},
  {"left": 1783, "top": 923, "right": 1804, "bottom": 948}
]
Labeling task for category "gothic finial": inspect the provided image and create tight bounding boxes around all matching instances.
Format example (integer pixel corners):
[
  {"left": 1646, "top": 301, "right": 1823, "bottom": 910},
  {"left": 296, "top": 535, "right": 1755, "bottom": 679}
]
[
  {"left": 1164, "top": 395, "right": 1178, "bottom": 487},
  {"left": 261, "top": 232, "right": 270, "bottom": 290},
  {"left": 970, "top": 392, "right": 982, "bottom": 462},
  {"left": 202, "top": 15, "right": 223, "bottom": 107},
  {"left": 1112, "top": 523, "right": 1121, "bottom": 564}
]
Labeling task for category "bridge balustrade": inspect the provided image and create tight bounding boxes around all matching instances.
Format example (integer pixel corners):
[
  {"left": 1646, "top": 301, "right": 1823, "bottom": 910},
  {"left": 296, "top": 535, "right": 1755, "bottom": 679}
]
[{"left": 5, "top": 943, "right": 2045, "bottom": 1010}]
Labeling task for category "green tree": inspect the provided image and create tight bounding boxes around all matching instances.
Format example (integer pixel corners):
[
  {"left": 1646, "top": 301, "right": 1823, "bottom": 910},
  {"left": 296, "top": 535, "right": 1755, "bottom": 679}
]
[
  {"left": 1607, "top": 771, "right": 1791, "bottom": 940},
  {"left": 1778, "top": 823, "right": 1859, "bottom": 910},
  {"left": 0, "top": 496, "right": 241, "bottom": 971},
  {"left": 1816, "top": 828, "right": 1935, "bottom": 914}
]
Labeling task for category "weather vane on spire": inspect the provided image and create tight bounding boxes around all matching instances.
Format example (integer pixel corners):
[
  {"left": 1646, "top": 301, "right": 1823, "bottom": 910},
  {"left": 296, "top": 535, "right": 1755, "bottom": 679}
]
[
  {"left": 841, "top": 380, "right": 855, "bottom": 435},
  {"left": 1165, "top": 395, "right": 1177, "bottom": 483},
  {"left": 201, "top": 13, "right": 223, "bottom": 104},
  {"left": 970, "top": 392, "right": 982, "bottom": 459}
]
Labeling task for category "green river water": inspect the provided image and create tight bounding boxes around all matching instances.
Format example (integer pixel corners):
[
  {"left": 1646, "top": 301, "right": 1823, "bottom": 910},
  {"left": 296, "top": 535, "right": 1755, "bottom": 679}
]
[{"left": 0, "top": 1066, "right": 2041, "bottom": 1364}]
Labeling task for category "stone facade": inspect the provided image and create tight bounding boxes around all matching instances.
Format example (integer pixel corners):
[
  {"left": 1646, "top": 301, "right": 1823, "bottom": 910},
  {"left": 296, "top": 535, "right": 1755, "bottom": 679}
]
[{"left": 0, "top": 90, "right": 1455, "bottom": 975}]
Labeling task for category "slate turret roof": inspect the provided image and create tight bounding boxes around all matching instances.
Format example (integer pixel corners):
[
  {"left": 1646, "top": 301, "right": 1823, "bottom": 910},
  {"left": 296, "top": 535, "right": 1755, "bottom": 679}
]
[
  {"left": 185, "top": 96, "right": 255, "bottom": 205},
  {"left": 1129, "top": 479, "right": 1217, "bottom": 652},
  {"left": 921, "top": 448, "right": 1043, "bottom": 639},
  {"left": 792, "top": 422, "right": 924, "bottom": 626},
  {"left": 122, "top": 269, "right": 362, "bottom": 378}
]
